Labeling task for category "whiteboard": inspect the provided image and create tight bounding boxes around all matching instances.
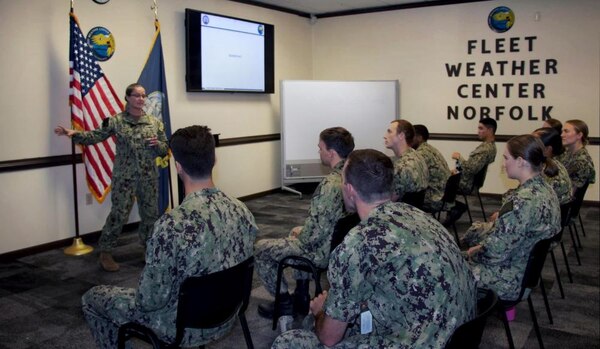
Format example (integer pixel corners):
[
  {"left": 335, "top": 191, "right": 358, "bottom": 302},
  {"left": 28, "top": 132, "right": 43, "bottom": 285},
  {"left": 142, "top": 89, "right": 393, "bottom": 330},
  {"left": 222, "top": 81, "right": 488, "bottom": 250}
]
[{"left": 281, "top": 80, "right": 399, "bottom": 185}]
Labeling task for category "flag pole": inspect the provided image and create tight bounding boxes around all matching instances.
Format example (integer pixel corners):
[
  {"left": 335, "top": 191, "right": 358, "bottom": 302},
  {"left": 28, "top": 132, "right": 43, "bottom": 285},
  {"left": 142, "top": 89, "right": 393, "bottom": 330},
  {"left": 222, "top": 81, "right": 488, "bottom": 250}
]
[{"left": 65, "top": 3, "right": 93, "bottom": 256}]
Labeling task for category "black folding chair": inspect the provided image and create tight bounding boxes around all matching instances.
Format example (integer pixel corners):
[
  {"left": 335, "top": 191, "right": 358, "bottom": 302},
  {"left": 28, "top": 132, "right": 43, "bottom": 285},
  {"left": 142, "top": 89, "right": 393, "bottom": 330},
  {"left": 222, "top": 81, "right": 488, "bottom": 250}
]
[
  {"left": 401, "top": 189, "right": 426, "bottom": 210},
  {"left": 445, "top": 288, "right": 498, "bottom": 349},
  {"left": 498, "top": 238, "right": 553, "bottom": 349},
  {"left": 271, "top": 213, "right": 360, "bottom": 330},
  {"left": 461, "top": 165, "right": 489, "bottom": 223},
  {"left": 117, "top": 257, "right": 255, "bottom": 349},
  {"left": 431, "top": 173, "right": 462, "bottom": 245}
]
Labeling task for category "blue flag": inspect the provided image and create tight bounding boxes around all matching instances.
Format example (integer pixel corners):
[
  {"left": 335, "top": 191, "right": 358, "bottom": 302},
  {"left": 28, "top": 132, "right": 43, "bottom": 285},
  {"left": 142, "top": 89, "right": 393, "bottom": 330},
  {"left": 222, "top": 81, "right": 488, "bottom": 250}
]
[{"left": 138, "top": 21, "right": 172, "bottom": 213}]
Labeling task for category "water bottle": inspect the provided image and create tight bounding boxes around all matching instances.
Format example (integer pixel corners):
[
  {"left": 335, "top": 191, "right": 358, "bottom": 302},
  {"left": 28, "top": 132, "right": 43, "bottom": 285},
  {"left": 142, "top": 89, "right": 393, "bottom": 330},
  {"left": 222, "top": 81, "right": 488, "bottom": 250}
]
[{"left": 278, "top": 315, "right": 294, "bottom": 333}]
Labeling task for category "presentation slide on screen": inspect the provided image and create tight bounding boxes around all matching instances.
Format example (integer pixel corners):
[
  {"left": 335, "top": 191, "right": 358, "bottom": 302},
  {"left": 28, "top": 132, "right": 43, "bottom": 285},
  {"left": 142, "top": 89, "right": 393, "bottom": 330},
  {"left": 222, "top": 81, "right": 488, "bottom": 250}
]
[{"left": 201, "top": 14, "right": 265, "bottom": 91}]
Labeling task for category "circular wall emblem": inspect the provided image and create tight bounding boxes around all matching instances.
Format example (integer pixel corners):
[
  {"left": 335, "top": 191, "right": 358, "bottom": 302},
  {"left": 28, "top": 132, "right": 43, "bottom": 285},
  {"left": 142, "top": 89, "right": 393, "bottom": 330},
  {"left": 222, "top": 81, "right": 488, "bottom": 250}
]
[
  {"left": 86, "top": 27, "right": 115, "bottom": 61},
  {"left": 488, "top": 6, "right": 515, "bottom": 33}
]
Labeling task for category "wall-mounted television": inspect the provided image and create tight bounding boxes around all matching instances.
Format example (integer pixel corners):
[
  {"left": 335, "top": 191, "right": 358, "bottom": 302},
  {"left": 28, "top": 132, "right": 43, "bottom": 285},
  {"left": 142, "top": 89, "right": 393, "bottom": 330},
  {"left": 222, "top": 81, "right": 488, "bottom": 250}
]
[{"left": 185, "top": 9, "right": 275, "bottom": 93}]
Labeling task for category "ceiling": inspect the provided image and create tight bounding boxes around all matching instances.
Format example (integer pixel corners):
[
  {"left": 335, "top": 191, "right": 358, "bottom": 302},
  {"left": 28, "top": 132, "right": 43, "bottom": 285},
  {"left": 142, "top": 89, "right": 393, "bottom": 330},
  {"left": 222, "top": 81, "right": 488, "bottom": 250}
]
[{"left": 231, "top": 0, "right": 486, "bottom": 18}]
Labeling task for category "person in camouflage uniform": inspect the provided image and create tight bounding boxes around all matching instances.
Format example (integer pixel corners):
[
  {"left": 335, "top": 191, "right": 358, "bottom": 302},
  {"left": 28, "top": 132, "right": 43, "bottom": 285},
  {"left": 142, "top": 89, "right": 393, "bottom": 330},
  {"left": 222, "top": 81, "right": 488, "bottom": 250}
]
[
  {"left": 272, "top": 149, "right": 476, "bottom": 348},
  {"left": 383, "top": 120, "right": 429, "bottom": 202},
  {"left": 534, "top": 127, "right": 572, "bottom": 205},
  {"left": 81, "top": 125, "right": 258, "bottom": 348},
  {"left": 464, "top": 135, "right": 560, "bottom": 301},
  {"left": 444, "top": 118, "right": 497, "bottom": 226},
  {"left": 561, "top": 119, "right": 596, "bottom": 194},
  {"left": 412, "top": 124, "right": 451, "bottom": 211},
  {"left": 55, "top": 83, "right": 168, "bottom": 271},
  {"left": 256, "top": 127, "right": 355, "bottom": 319}
]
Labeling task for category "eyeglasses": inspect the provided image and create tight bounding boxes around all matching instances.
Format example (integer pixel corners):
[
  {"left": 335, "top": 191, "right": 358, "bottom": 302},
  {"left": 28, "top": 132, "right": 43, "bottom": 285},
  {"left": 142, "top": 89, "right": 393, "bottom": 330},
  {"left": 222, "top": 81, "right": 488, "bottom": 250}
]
[{"left": 130, "top": 93, "right": 147, "bottom": 98}]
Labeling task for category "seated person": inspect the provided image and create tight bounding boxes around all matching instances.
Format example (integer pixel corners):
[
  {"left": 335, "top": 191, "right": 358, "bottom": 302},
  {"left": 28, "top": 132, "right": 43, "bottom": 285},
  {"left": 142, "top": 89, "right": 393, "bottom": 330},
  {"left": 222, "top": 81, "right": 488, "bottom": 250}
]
[
  {"left": 255, "top": 127, "right": 355, "bottom": 319},
  {"left": 272, "top": 149, "right": 476, "bottom": 348},
  {"left": 445, "top": 118, "right": 497, "bottom": 225},
  {"left": 383, "top": 119, "right": 429, "bottom": 202},
  {"left": 464, "top": 135, "right": 560, "bottom": 302},
  {"left": 533, "top": 127, "right": 572, "bottom": 205},
  {"left": 542, "top": 118, "right": 567, "bottom": 163},
  {"left": 412, "top": 124, "right": 451, "bottom": 211},
  {"left": 561, "top": 119, "right": 596, "bottom": 195},
  {"left": 81, "top": 125, "right": 258, "bottom": 347}
]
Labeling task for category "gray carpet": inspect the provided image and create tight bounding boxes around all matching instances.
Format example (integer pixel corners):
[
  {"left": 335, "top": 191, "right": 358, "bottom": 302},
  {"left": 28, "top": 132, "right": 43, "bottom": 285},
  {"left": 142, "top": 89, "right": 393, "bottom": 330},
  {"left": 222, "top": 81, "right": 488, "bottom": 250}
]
[{"left": 0, "top": 186, "right": 598, "bottom": 348}]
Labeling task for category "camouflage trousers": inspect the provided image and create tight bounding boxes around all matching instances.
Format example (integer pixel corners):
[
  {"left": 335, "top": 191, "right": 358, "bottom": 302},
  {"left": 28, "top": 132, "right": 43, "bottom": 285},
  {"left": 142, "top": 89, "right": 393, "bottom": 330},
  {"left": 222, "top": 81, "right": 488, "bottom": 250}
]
[
  {"left": 271, "top": 328, "right": 404, "bottom": 349},
  {"left": 255, "top": 236, "right": 323, "bottom": 296},
  {"left": 81, "top": 285, "right": 138, "bottom": 349},
  {"left": 99, "top": 176, "right": 159, "bottom": 252}
]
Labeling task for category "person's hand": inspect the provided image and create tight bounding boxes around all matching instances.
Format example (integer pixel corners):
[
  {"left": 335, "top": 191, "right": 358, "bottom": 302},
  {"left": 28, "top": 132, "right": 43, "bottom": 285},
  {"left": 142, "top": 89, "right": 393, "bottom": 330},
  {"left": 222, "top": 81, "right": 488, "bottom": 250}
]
[
  {"left": 146, "top": 136, "right": 159, "bottom": 147},
  {"left": 54, "top": 126, "right": 75, "bottom": 137},
  {"left": 451, "top": 168, "right": 458, "bottom": 175},
  {"left": 489, "top": 211, "right": 499, "bottom": 222},
  {"left": 310, "top": 290, "right": 328, "bottom": 316},
  {"left": 290, "top": 226, "right": 302, "bottom": 238},
  {"left": 467, "top": 245, "right": 482, "bottom": 259},
  {"left": 451, "top": 152, "right": 461, "bottom": 160}
]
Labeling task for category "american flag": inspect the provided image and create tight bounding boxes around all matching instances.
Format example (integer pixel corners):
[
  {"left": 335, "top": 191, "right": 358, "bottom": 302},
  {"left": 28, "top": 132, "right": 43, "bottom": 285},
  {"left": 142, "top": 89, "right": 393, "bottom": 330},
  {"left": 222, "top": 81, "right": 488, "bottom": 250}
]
[{"left": 69, "top": 13, "right": 123, "bottom": 203}]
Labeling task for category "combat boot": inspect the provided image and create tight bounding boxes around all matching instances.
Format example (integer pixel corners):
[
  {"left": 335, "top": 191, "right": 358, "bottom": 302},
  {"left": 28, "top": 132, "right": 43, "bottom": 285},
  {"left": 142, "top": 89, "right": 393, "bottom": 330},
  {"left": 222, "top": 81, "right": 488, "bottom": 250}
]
[
  {"left": 292, "top": 279, "right": 311, "bottom": 315},
  {"left": 257, "top": 293, "right": 293, "bottom": 319},
  {"left": 99, "top": 252, "right": 120, "bottom": 272}
]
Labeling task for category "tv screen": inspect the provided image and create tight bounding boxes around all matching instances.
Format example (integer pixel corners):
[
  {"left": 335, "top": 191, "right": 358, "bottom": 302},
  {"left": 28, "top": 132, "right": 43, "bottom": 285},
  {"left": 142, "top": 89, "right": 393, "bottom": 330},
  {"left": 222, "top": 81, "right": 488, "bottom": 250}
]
[{"left": 185, "top": 9, "right": 275, "bottom": 93}]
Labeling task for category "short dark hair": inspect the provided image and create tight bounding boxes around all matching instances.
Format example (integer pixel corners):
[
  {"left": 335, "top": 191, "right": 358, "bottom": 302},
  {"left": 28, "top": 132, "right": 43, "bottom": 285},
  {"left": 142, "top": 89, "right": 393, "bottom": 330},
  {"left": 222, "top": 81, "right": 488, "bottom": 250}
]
[
  {"left": 480, "top": 118, "right": 497, "bottom": 134},
  {"left": 413, "top": 124, "right": 430, "bottom": 141},
  {"left": 391, "top": 119, "right": 415, "bottom": 144},
  {"left": 125, "top": 83, "right": 143, "bottom": 97},
  {"left": 344, "top": 149, "right": 393, "bottom": 203},
  {"left": 319, "top": 127, "right": 355, "bottom": 158},
  {"left": 170, "top": 125, "right": 215, "bottom": 179},
  {"left": 544, "top": 118, "right": 563, "bottom": 135}
]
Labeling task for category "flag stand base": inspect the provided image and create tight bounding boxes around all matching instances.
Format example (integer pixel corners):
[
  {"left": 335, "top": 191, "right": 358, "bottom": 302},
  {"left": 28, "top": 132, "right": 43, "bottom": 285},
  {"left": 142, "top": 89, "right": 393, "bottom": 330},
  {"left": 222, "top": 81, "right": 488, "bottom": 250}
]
[{"left": 64, "top": 237, "right": 94, "bottom": 256}]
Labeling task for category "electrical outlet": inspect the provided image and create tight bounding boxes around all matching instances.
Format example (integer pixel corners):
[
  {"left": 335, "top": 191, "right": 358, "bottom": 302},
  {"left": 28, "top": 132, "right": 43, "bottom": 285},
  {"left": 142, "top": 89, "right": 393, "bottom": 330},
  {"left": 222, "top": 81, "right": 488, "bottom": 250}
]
[{"left": 86, "top": 193, "right": 93, "bottom": 205}]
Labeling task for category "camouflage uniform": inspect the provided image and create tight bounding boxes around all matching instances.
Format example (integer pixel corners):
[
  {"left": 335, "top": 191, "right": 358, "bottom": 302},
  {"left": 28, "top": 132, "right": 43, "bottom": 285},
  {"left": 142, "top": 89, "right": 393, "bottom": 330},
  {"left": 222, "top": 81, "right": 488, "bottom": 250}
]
[
  {"left": 543, "top": 159, "right": 573, "bottom": 205},
  {"left": 457, "top": 141, "right": 496, "bottom": 193},
  {"left": 561, "top": 147, "right": 596, "bottom": 192},
  {"left": 272, "top": 202, "right": 476, "bottom": 348},
  {"left": 392, "top": 148, "right": 429, "bottom": 201},
  {"left": 255, "top": 161, "right": 345, "bottom": 296},
  {"left": 72, "top": 111, "right": 168, "bottom": 251},
  {"left": 468, "top": 175, "right": 560, "bottom": 301},
  {"left": 416, "top": 142, "right": 451, "bottom": 211},
  {"left": 82, "top": 188, "right": 258, "bottom": 348}
]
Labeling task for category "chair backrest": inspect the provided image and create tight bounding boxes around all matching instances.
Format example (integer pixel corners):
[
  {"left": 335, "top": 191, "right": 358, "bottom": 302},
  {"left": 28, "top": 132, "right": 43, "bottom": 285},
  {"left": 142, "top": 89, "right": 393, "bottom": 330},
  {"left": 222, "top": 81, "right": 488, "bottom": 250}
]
[
  {"left": 442, "top": 173, "right": 462, "bottom": 204},
  {"left": 520, "top": 238, "right": 553, "bottom": 291},
  {"left": 401, "top": 189, "right": 426, "bottom": 210},
  {"left": 569, "top": 181, "right": 589, "bottom": 220},
  {"left": 472, "top": 164, "right": 489, "bottom": 190},
  {"left": 330, "top": 213, "right": 360, "bottom": 252},
  {"left": 174, "top": 256, "right": 254, "bottom": 345},
  {"left": 445, "top": 288, "right": 498, "bottom": 349}
]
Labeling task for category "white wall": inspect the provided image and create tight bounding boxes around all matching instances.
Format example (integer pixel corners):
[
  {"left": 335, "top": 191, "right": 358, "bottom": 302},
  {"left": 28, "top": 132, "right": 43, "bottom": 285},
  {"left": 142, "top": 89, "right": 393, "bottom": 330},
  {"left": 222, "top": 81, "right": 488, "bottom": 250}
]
[
  {"left": 311, "top": 0, "right": 599, "bottom": 200},
  {"left": 0, "top": 0, "right": 598, "bottom": 254}
]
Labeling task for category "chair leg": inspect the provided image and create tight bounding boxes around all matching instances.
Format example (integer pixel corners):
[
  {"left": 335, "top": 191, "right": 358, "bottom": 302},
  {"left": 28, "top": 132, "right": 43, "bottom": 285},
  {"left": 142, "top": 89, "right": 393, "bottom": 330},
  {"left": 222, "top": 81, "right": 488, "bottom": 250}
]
[
  {"left": 572, "top": 224, "right": 583, "bottom": 249},
  {"left": 568, "top": 225, "right": 582, "bottom": 266},
  {"left": 559, "top": 242, "right": 573, "bottom": 283},
  {"left": 527, "top": 295, "right": 545, "bottom": 349},
  {"left": 550, "top": 250, "right": 565, "bottom": 299},
  {"left": 477, "top": 190, "right": 487, "bottom": 222},
  {"left": 272, "top": 263, "right": 286, "bottom": 330},
  {"left": 499, "top": 304, "right": 516, "bottom": 349},
  {"left": 239, "top": 313, "right": 255, "bottom": 349},
  {"left": 578, "top": 214, "right": 586, "bottom": 237},
  {"left": 452, "top": 223, "right": 460, "bottom": 247},
  {"left": 462, "top": 194, "right": 473, "bottom": 223},
  {"left": 539, "top": 276, "right": 553, "bottom": 324}
]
